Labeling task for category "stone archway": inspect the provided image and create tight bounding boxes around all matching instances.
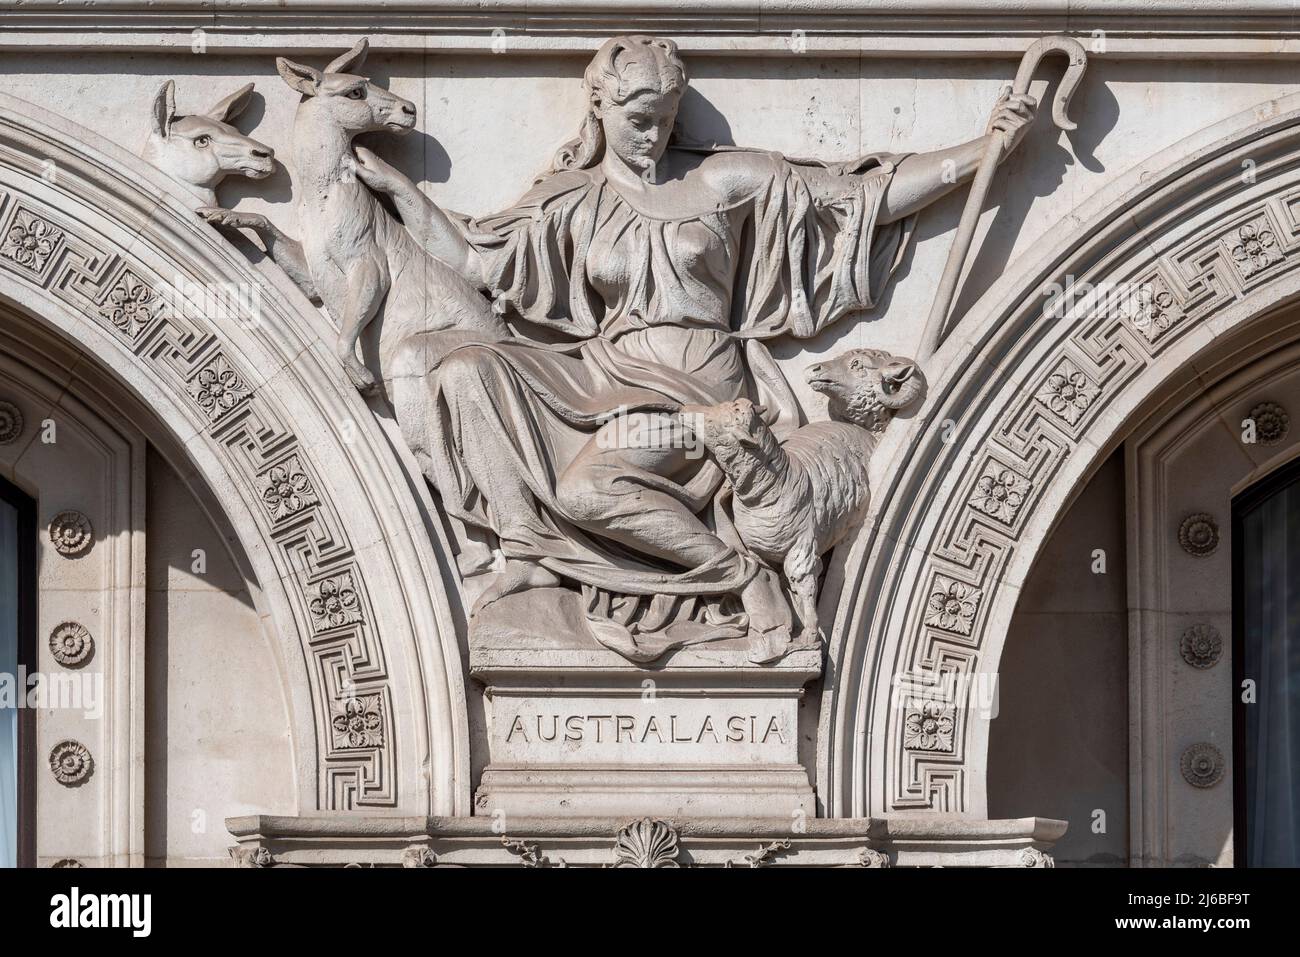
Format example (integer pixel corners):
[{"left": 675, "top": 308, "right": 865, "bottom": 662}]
[
  {"left": 821, "top": 92, "right": 1300, "bottom": 818},
  {"left": 0, "top": 93, "right": 470, "bottom": 816}
]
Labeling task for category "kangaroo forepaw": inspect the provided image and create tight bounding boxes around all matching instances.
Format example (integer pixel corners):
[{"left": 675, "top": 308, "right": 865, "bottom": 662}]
[
  {"left": 342, "top": 356, "right": 378, "bottom": 395},
  {"left": 198, "top": 206, "right": 270, "bottom": 231}
]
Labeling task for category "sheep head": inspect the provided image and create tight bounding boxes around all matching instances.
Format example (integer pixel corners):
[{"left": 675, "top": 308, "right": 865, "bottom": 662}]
[
  {"left": 804, "top": 348, "right": 926, "bottom": 432},
  {"left": 683, "top": 398, "right": 780, "bottom": 473}
]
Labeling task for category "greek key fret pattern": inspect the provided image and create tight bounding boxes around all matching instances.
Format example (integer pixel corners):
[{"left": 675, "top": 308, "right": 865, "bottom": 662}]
[{"left": 0, "top": 179, "right": 394, "bottom": 809}]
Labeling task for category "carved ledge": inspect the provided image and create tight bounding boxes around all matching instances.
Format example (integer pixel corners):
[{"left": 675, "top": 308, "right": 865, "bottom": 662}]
[{"left": 225, "top": 814, "right": 1066, "bottom": 868}]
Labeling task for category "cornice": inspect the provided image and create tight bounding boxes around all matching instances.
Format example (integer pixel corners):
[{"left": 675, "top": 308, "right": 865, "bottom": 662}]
[{"left": 1, "top": 1, "right": 1298, "bottom": 58}]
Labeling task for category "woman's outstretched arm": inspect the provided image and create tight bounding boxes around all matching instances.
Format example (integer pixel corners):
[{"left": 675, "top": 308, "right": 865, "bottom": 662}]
[
  {"left": 350, "top": 146, "right": 486, "bottom": 288},
  {"left": 877, "top": 91, "right": 1036, "bottom": 224}
]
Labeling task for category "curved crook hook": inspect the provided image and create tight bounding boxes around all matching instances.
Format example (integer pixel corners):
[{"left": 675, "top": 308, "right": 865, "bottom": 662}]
[{"left": 1011, "top": 35, "right": 1088, "bottom": 131}]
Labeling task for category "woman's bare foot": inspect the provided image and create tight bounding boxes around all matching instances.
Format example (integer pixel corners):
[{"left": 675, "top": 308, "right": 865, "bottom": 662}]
[{"left": 471, "top": 559, "right": 562, "bottom": 618}]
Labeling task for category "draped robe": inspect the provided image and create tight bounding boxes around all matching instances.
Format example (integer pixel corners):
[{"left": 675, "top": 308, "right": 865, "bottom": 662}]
[{"left": 392, "top": 146, "right": 912, "bottom": 658}]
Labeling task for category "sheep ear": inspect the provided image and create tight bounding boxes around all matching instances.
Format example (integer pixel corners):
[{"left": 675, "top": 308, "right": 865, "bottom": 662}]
[
  {"left": 277, "top": 57, "right": 323, "bottom": 96},
  {"left": 206, "top": 82, "right": 254, "bottom": 123},
  {"left": 152, "top": 80, "right": 177, "bottom": 139}
]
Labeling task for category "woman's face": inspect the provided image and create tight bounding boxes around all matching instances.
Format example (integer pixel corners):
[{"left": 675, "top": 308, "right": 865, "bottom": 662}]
[{"left": 597, "top": 87, "right": 681, "bottom": 176}]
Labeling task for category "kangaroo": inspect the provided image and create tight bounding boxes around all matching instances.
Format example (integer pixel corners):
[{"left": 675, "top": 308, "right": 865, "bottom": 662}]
[
  {"left": 202, "top": 38, "right": 504, "bottom": 395},
  {"left": 141, "top": 81, "right": 275, "bottom": 207}
]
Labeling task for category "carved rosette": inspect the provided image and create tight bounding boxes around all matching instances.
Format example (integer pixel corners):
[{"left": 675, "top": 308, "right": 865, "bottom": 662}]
[
  {"left": 924, "top": 578, "right": 982, "bottom": 635},
  {"left": 49, "top": 740, "right": 93, "bottom": 786},
  {"left": 1177, "top": 513, "right": 1219, "bottom": 557},
  {"left": 1035, "top": 358, "right": 1099, "bottom": 427},
  {"left": 1247, "top": 401, "right": 1289, "bottom": 445},
  {"left": 1019, "top": 848, "right": 1056, "bottom": 868},
  {"left": 49, "top": 621, "right": 94, "bottom": 667},
  {"left": 612, "top": 818, "right": 681, "bottom": 868},
  {"left": 48, "top": 510, "right": 93, "bottom": 557},
  {"left": 309, "top": 572, "right": 362, "bottom": 631},
  {"left": 1124, "top": 275, "right": 1184, "bottom": 344},
  {"left": 186, "top": 353, "right": 251, "bottom": 423},
  {"left": 259, "top": 454, "right": 318, "bottom": 521},
  {"left": 1228, "top": 218, "right": 1284, "bottom": 279},
  {"left": 1, "top": 208, "right": 64, "bottom": 276},
  {"left": 970, "top": 463, "right": 1032, "bottom": 525},
  {"left": 1179, "top": 624, "right": 1222, "bottom": 669},
  {"left": 1180, "top": 743, "right": 1225, "bottom": 788},
  {"left": 330, "top": 693, "right": 384, "bottom": 750},
  {"left": 0, "top": 400, "right": 23, "bottom": 444},
  {"left": 903, "top": 700, "right": 955, "bottom": 753}
]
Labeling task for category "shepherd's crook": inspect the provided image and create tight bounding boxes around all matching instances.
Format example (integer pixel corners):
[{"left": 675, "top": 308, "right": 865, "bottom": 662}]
[{"left": 921, "top": 36, "right": 1087, "bottom": 358}]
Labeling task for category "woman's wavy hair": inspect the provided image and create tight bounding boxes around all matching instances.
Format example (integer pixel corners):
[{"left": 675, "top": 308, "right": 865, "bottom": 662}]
[{"left": 549, "top": 35, "right": 688, "bottom": 175}]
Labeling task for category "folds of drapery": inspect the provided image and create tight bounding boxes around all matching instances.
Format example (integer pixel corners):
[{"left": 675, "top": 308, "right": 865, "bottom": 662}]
[{"left": 397, "top": 148, "right": 912, "bottom": 655}]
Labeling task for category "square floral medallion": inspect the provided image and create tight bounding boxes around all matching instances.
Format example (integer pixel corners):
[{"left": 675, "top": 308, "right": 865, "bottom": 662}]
[{"left": 0, "top": 208, "right": 64, "bottom": 278}]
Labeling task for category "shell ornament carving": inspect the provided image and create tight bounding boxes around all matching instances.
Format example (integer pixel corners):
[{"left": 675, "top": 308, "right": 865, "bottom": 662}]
[
  {"left": 0, "top": 400, "right": 23, "bottom": 444},
  {"left": 49, "top": 740, "right": 93, "bottom": 786},
  {"left": 1178, "top": 513, "right": 1219, "bottom": 557},
  {"left": 1247, "top": 401, "right": 1289, "bottom": 445},
  {"left": 1180, "top": 624, "right": 1222, "bottom": 669},
  {"left": 49, "top": 621, "right": 94, "bottom": 667},
  {"left": 48, "top": 510, "right": 93, "bottom": 557},
  {"left": 1180, "top": 743, "right": 1225, "bottom": 788},
  {"left": 612, "top": 818, "right": 681, "bottom": 868}
]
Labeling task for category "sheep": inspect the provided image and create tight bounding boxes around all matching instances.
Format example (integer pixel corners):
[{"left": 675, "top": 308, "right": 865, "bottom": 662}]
[{"left": 686, "top": 348, "right": 925, "bottom": 659}]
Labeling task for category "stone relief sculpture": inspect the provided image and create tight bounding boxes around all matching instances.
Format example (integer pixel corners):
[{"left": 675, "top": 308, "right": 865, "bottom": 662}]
[
  {"left": 141, "top": 81, "right": 275, "bottom": 206},
  {"left": 688, "top": 349, "right": 925, "bottom": 661},
  {"left": 203, "top": 34, "right": 1040, "bottom": 666}
]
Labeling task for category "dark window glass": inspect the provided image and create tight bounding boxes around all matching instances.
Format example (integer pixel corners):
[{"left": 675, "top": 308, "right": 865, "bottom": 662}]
[{"left": 1236, "top": 468, "right": 1300, "bottom": 867}]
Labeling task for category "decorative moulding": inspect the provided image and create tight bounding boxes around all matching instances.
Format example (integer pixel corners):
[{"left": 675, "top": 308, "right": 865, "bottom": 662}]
[
  {"left": 49, "top": 740, "right": 93, "bottom": 786},
  {"left": 49, "top": 621, "right": 94, "bottom": 667},
  {"left": 1179, "top": 624, "right": 1222, "bottom": 669},
  {"left": 47, "top": 510, "right": 93, "bottom": 557},
  {"left": 0, "top": 398, "right": 22, "bottom": 444},
  {"left": 1178, "top": 513, "right": 1220, "bottom": 557},
  {"left": 1180, "top": 743, "right": 1225, "bottom": 788},
  {"left": 225, "top": 813, "right": 1067, "bottom": 868},
  {"left": 5, "top": 2, "right": 1300, "bottom": 58},
  {"left": 1246, "top": 400, "right": 1289, "bottom": 444}
]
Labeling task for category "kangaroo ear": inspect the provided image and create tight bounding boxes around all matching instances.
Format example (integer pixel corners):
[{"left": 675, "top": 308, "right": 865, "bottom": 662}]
[
  {"left": 325, "top": 37, "right": 369, "bottom": 75},
  {"left": 206, "top": 82, "right": 255, "bottom": 123},
  {"left": 151, "top": 80, "right": 177, "bottom": 139},
  {"left": 276, "top": 57, "right": 323, "bottom": 96}
]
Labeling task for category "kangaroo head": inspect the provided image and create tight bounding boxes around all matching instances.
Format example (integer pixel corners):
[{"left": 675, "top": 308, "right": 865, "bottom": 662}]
[
  {"left": 276, "top": 38, "right": 417, "bottom": 139},
  {"left": 142, "top": 81, "right": 275, "bottom": 203}
]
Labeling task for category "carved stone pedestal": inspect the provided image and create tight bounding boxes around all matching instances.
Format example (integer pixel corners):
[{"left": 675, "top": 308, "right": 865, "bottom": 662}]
[{"left": 470, "top": 633, "right": 821, "bottom": 819}]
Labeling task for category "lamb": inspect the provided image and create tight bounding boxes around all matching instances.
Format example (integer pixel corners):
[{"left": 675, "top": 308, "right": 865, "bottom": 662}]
[{"left": 687, "top": 348, "right": 925, "bottom": 657}]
